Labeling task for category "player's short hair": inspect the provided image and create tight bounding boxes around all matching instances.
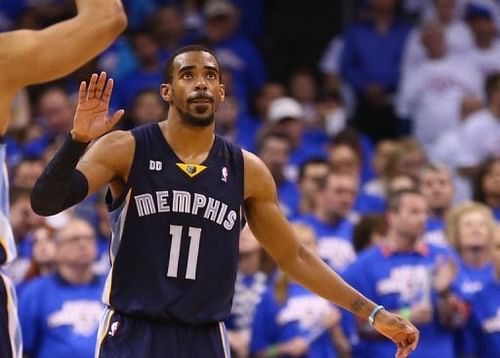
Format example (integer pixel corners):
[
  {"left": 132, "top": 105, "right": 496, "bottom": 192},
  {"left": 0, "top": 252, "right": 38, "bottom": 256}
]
[
  {"left": 387, "top": 188, "right": 422, "bottom": 212},
  {"left": 163, "top": 44, "right": 221, "bottom": 84}
]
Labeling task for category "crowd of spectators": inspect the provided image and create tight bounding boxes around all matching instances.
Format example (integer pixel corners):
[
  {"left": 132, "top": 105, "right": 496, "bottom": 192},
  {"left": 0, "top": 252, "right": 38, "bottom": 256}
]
[{"left": 2, "top": 0, "right": 500, "bottom": 357}]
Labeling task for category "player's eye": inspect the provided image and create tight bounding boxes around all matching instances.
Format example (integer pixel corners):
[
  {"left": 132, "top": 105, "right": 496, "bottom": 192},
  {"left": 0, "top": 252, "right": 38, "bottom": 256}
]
[
  {"left": 206, "top": 72, "right": 217, "bottom": 80},
  {"left": 182, "top": 73, "right": 193, "bottom": 79}
]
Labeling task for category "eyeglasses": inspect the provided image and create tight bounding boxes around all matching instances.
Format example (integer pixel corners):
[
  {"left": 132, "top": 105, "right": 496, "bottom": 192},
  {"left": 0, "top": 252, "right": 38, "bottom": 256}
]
[
  {"left": 58, "top": 235, "right": 95, "bottom": 245},
  {"left": 461, "top": 245, "right": 487, "bottom": 254}
]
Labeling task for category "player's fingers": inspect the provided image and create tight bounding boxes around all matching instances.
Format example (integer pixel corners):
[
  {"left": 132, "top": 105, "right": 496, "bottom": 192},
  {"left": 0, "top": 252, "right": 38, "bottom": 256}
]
[
  {"left": 108, "top": 109, "right": 125, "bottom": 128},
  {"left": 395, "top": 343, "right": 412, "bottom": 358},
  {"left": 408, "top": 331, "right": 419, "bottom": 351},
  {"left": 95, "top": 71, "right": 107, "bottom": 98},
  {"left": 87, "top": 73, "right": 99, "bottom": 99},
  {"left": 78, "top": 81, "right": 87, "bottom": 104},
  {"left": 102, "top": 78, "right": 114, "bottom": 102}
]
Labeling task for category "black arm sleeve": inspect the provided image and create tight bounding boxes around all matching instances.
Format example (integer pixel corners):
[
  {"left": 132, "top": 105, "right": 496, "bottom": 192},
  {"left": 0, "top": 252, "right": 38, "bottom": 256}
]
[{"left": 30, "top": 134, "right": 90, "bottom": 216}]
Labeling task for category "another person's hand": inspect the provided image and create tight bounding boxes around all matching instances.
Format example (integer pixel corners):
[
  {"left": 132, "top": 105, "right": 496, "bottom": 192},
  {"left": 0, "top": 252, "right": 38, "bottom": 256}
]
[
  {"left": 373, "top": 309, "right": 419, "bottom": 358},
  {"left": 280, "top": 337, "right": 309, "bottom": 357},
  {"left": 433, "top": 258, "right": 457, "bottom": 294},
  {"left": 71, "top": 72, "right": 124, "bottom": 143},
  {"left": 408, "top": 302, "right": 433, "bottom": 325}
]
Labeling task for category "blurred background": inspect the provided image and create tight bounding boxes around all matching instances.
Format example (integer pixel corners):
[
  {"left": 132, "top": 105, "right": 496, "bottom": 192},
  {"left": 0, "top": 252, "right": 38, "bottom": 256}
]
[{"left": 4, "top": 0, "right": 500, "bottom": 357}]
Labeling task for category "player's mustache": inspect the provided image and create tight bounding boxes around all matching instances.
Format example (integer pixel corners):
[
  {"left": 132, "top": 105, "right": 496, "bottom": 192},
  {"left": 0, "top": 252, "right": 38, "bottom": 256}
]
[{"left": 188, "top": 93, "right": 214, "bottom": 102}]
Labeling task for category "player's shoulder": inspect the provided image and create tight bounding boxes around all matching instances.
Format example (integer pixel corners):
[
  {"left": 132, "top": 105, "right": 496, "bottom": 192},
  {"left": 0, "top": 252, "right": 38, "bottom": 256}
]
[
  {"left": 92, "top": 129, "right": 135, "bottom": 156},
  {"left": 242, "top": 149, "right": 270, "bottom": 180},
  {"left": 242, "top": 149, "right": 275, "bottom": 199}
]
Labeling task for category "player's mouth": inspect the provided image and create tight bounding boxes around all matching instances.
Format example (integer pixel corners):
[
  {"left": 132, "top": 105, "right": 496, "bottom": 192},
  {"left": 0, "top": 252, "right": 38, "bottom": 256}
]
[{"left": 188, "top": 93, "right": 213, "bottom": 104}]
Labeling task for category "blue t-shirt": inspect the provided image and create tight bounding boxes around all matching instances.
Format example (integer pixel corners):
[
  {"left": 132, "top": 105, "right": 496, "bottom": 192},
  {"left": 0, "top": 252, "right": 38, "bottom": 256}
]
[
  {"left": 466, "top": 276, "right": 500, "bottom": 358},
  {"left": 19, "top": 274, "right": 106, "bottom": 358},
  {"left": 344, "top": 243, "right": 456, "bottom": 358},
  {"left": 452, "top": 260, "right": 494, "bottom": 355},
  {"left": 294, "top": 215, "right": 355, "bottom": 273},
  {"left": 226, "top": 271, "right": 268, "bottom": 331},
  {"left": 422, "top": 217, "right": 448, "bottom": 247},
  {"left": 251, "top": 282, "right": 338, "bottom": 358}
]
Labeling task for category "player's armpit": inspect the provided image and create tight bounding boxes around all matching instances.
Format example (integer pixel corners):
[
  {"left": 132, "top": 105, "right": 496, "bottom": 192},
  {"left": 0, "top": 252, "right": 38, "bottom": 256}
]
[{"left": 76, "top": 130, "right": 134, "bottom": 198}]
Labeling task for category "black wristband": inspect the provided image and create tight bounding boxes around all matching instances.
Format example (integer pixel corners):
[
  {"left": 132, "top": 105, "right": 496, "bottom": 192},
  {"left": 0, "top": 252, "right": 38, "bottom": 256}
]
[{"left": 31, "top": 134, "right": 90, "bottom": 216}]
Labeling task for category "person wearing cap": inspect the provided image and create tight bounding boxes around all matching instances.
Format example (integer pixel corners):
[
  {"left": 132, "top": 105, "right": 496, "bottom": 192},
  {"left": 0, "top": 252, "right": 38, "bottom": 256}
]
[
  {"left": 266, "top": 97, "right": 328, "bottom": 180},
  {"left": 199, "top": 0, "right": 266, "bottom": 112}
]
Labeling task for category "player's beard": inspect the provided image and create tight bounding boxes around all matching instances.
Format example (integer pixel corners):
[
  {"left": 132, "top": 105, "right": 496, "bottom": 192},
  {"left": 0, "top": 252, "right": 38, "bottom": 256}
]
[{"left": 179, "top": 109, "right": 215, "bottom": 127}]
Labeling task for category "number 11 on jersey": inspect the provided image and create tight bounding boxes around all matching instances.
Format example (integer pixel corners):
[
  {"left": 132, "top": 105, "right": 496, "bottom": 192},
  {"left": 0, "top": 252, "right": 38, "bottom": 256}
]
[{"left": 167, "top": 225, "right": 201, "bottom": 280}]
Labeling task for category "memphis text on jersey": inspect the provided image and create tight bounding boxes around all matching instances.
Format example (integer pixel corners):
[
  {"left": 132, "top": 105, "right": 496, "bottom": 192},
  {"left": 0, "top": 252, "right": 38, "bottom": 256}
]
[{"left": 133, "top": 190, "right": 237, "bottom": 231}]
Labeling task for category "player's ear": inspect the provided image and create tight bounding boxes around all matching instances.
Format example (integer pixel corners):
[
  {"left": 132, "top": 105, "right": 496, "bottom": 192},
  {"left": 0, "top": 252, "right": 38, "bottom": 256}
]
[
  {"left": 160, "top": 83, "right": 172, "bottom": 103},
  {"left": 219, "top": 84, "right": 225, "bottom": 102}
]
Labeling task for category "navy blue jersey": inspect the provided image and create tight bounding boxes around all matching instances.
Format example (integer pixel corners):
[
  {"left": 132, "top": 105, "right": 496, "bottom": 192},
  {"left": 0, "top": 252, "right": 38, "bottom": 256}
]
[{"left": 103, "top": 123, "right": 244, "bottom": 324}]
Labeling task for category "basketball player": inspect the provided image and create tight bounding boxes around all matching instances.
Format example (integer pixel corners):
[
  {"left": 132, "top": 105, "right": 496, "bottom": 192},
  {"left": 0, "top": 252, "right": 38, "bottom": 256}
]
[
  {"left": 31, "top": 45, "right": 420, "bottom": 358},
  {"left": 0, "top": 2, "right": 126, "bottom": 357}
]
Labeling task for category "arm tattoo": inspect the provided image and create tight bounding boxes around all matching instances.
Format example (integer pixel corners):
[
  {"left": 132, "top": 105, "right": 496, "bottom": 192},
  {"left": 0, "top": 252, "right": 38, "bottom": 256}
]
[{"left": 350, "top": 298, "right": 367, "bottom": 314}]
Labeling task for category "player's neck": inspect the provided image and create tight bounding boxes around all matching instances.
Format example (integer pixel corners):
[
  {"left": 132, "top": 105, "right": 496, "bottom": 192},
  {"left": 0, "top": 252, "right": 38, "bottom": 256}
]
[{"left": 161, "top": 119, "right": 215, "bottom": 164}]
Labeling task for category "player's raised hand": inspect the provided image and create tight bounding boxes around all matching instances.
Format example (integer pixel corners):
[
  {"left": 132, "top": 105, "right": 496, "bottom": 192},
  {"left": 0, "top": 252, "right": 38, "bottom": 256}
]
[
  {"left": 373, "top": 310, "right": 419, "bottom": 358},
  {"left": 71, "top": 72, "right": 124, "bottom": 143}
]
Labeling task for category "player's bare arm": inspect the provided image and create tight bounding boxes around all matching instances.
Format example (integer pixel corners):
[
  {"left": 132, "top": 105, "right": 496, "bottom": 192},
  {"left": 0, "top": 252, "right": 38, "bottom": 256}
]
[
  {"left": 71, "top": 72, "right": 132, "bottom": 198},
  {"left": 0, "top": 0, "right": 126, "bottom": 134},
  {"left": 243, "top": 150, "right": 419, "bottom": 358},
  {"left": 0, "top": 0, "right": 126, "bottom": 90}
]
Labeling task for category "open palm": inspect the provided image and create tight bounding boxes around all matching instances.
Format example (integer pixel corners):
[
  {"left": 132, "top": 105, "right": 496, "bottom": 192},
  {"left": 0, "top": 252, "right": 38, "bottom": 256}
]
[{"left": 71, "top": 71, "right": 124, "bottom": 143}]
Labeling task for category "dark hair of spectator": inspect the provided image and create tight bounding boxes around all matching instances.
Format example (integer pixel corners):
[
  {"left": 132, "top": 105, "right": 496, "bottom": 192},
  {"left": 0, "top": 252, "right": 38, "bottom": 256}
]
[
  {"left": 473, "top": 157, "right": 500, "bottom": 203},
  {"left": 298, "top": 157, "right": 330, "bottom": 182},
  {"left": 255, "top": 130, "right": 293, "bottom": 154},
  {"left": 353, "top": 214, "right": 388, "bottom": 253},
  {"left": 485, "top": 73, "right": 500, "bottom": 101},
  {"left": 163, "top": 44, "right": 221, "bottom": 84},
  {"left": 387, "top": 188, "right": 422, "bottom": 212},
  {"left": 328, "top": 128, "right": 363, "bottom": 161}
]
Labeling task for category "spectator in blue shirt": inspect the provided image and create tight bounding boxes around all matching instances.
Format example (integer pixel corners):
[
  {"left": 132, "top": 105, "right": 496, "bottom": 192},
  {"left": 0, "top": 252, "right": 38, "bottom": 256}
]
[
  {"left": 250, "top": 223, "right": 348, "bottom": 358},
  {"left": 111, "top": 30, "right": 164, "bottom": 112},
  {"left": 466, "top": 225, "right": 500, "bottom": 358},
  {"left": 295, "top": 171, "right": 357, "bottom": 273},
  {"left": 198, "top": 0, "right": 267, "bottom": 112},
  {"left": 256, "top": 131, "right": 299, "bottom": 219},
  {"left": 418, "top": 163, "right": 455, "bottom": 247},
  {"left": 445, "top": 201, "right": 496, "bottom": 356},
  {"left": 19, "top": 218, "right": 105, "bottom": 358},
  {"left": 226, "top": 225, "right": 268, "bottom": 358},
  {"left": 344, "top": 188, "right": 467, "bottom": 358},
  {"left": 341, "top": 0, "right": 411, "bottom": 140},
  {"left": 445, "top": 201, "right": 496, "bottom": 299}
]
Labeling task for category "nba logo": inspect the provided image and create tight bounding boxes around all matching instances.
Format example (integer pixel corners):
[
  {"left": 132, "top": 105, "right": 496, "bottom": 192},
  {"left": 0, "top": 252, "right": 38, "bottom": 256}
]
[
  {"left": 108, "top": 321, "right": 120, "bottom": 337},
  {"left": 221, "top": 167, "right": 228, "bottom": 182}
]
